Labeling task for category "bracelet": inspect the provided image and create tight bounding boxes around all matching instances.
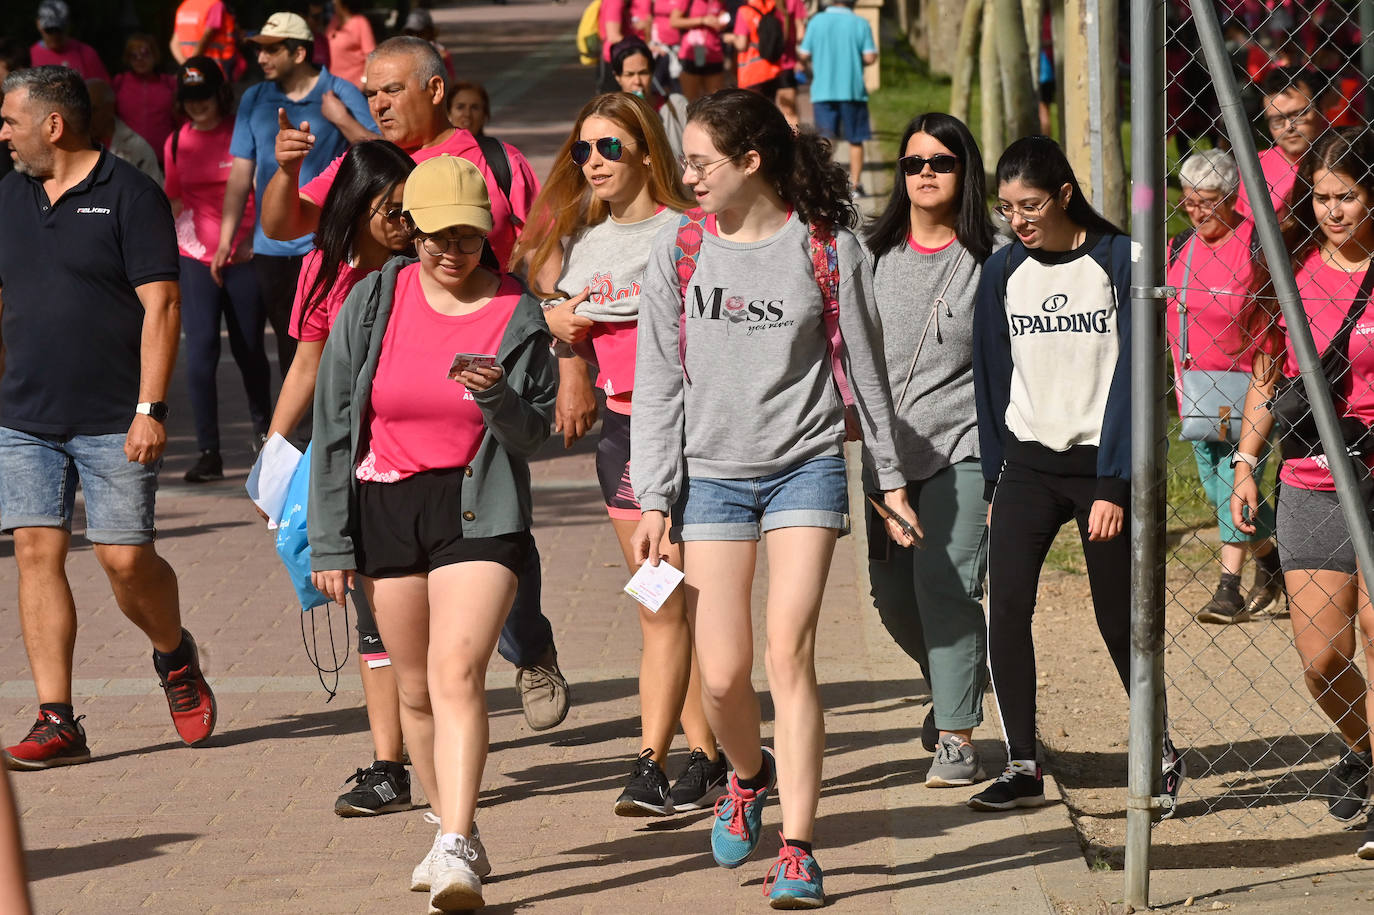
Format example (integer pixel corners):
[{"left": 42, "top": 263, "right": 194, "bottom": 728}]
[{"left": 1230, "top": 451, "right": 1260, "bottom": 470}]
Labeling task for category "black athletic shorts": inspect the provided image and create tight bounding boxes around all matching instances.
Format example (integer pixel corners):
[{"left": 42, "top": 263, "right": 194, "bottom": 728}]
[
  {"left": 356, "top": 467, "right": 531, "bottom": 578},
  {"left": 596, "top": 408, "right": 641, "bottom": 520}
]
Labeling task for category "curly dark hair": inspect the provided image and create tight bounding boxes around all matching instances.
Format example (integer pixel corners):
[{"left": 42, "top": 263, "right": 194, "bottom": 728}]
[{"left": 686, "top": 88, "right": 856, "bottom": 230}]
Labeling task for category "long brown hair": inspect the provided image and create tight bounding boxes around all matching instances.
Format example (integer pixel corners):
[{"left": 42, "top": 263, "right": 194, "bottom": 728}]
[
  {"left": 513, "top": 93, "right": 694, "bottom": 297},
  {"left": 1241, "top": 127, "right": 1374, "bottom": 365}
]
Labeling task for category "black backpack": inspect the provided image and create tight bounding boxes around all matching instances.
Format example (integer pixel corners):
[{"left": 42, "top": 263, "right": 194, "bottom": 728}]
[{"left": 753, "top": 1, "right": 785, "bottom": 64}]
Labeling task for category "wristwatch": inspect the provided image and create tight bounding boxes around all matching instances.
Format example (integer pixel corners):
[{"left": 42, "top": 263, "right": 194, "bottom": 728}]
[
  {"left": 1229, "top": 451, "right": 1260, "bottom": 469},
  {"left": 136, "top": 401, "right": 169, "bottom": 423}
]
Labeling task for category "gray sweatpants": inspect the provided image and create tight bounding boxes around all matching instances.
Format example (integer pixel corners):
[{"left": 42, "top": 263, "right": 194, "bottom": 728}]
[{"left": 866, "top": 459, "right": 990, "bottom": 731}]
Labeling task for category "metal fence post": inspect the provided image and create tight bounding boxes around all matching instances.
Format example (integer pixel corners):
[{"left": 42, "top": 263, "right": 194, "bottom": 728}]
[
  {"left": 1188, "top": 0, "right": 1374, "bottom": 596},
  {"left": 1125, "top": 0, "right": 1166, "bottom": 907}
]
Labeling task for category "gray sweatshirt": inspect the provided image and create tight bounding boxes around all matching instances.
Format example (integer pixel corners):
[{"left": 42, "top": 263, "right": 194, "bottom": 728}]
[
  {"left": 871, "top": 236, "right": 1003, "bottom": 482},
  {"left": 557, "top": 208, "right": 678, "bottom": 322},
  {"left": 631, "top": 213, "right": 906, "bottom": 514}
]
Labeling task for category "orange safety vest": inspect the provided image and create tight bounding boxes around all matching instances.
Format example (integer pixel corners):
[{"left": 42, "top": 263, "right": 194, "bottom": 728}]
[
  {"left": 735, "top": 0, "right": 783, "bottom": 89},
  {"left": 174, "top": 0, "right": 239, "bottom": 63}
]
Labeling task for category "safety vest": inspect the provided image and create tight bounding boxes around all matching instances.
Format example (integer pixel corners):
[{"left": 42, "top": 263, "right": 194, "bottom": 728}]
[
  {"left": 174, "top": 0, "right": 239, "bottom": 64},
  {"left": 735, "top": 0, "right": 783, "bottom": 89}
]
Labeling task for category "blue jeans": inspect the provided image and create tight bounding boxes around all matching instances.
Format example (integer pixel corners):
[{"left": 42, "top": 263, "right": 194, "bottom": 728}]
[
  {"left": 672, "top": 455, "right": 851, "bottom": 541},
  {"left": 180, "top": 257, "right": 272, "bottom": 452},
  {"left": 0, "top": 427, "right": 159, "bottom": 544}
]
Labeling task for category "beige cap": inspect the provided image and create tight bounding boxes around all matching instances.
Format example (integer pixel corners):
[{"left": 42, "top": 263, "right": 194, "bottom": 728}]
[
  {"left": 403, "top": 155, "right": 494, "bottom": 235},
  {"left": 247, "top": 12, "right": 313, "bottom": 44}
]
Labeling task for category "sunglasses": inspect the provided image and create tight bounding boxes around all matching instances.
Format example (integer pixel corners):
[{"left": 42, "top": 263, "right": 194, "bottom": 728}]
[
  {"left": 898, "top": 154, "right": 960, "bottom": 176},
  {"left": 571, "top": 136, "right": 625, "bottom": 166}
]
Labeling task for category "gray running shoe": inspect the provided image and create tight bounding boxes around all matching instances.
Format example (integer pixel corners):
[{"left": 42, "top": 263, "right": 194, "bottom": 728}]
[{"left": 925, "top": 734, "right": 986, "bottom": 788}]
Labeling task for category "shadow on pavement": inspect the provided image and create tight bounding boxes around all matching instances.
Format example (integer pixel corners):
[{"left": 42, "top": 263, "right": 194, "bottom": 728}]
[{"left": 26, "top": 832, "right": 199, "bottom": 881}]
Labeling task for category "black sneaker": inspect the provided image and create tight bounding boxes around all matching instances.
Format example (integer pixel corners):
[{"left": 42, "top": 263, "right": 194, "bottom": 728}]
[
  {"left": 335, "top": 760, "right": 412, "bottom": 817},
  {"left": 1358, "top": 813, "right": 1374, "bottom": 860},
  {"left": 1195, "top": 575, "right": 1247, "bottom": 624},
  {"left": 614, "top": 749, "right": 670, "bottom": 817},
  {"left": 920, "top": 707, "right": 938, "bottom": 753},
  {"left": 967, "top": 763, "right": 1047, "bottom": 811},
  {"left": 1240, "top": 577, "right": 1286, "bottom": 619},
  {"left": 1323, "top": 747, "right": 1372, "bottom": 823},
  {"left": 668, "top": 747, "right": 728, "bottom": 812},
  {"left": 184, "top": 450, "right": 223, "bottom": 483}
]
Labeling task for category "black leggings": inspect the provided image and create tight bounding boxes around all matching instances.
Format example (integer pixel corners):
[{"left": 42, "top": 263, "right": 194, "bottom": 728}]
[{"left": 987, "top": 462, "right": 1131, "bottom": 761}]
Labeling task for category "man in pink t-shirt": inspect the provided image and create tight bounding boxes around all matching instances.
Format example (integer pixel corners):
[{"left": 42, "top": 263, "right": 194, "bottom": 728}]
[
  {"left": 257, "top": 35, "right": 567, "bottom": 732},
  {"left": 259, "top": 36, "right": 537, "bottom": 271},
  {"left": 29, "top": 0, "right": 110, "bottom": 82},
  {"left": 1235, "top": 67, "right": 1327, "bottom": 221}
]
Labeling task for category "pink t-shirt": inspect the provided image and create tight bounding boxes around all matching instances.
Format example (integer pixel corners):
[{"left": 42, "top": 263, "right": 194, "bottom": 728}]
[
  {"left": 325, "top": 14, "right": 376, "bottom": 89},
  {"left": 289, "top": 249, "right": 370, "bottom": 342},
  {"left": 303, "top": 131, "right": 535, "bottom": 271},
  {"left": 113, "top": 72, "right": 177, "bottom": 165},
  {"left": 1235, "top": 146, "right": 1301, "bottom": 221},
  {"left": 163, "top": 120, "right": 254, "bottom": 264},
  {"left": 357, "top": 266, "right": 522, "bottom": 481},
  {"left": 1165, "top": 221, "right": 1257, "bottom": 410},
  {"left": 778, "top": 0, "right": 808, "bottom": 69},
  {"left": 648, "top": 0, "right": 681, "bottom": 46},
  {"left": 1278, "top": 251, "right": 1374, "bottom": 490},
  {"left": 600, "top": 0, "right": 647, "bottom": 60},
  {"left": 675, "top": 0, "right": 727, "bottom": 65},
  {"left": 29, "top": 39, "right": 110, "bottom": 81}
]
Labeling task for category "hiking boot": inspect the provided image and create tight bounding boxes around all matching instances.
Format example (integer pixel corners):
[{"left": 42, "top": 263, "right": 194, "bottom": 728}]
[
  {"left": 920, "top": 707, "right": 938, "bottom": 753},
  {"left": 711, "top": 748, "right": 775, "bottom": 869},
  {"left": 515, "top": 645, "right": 569, "bottom": 731},
  {"left": 614, "top": 749, "right": 671, "bottom": 816},
  {"left": 183, "top": 450, "right": 223, "bottom": 483},
  {"left": 669, "top": 747, "right": 728, "bottom": 812},
  {"left": 1159, "top": 735, "right": 1187, "bottom": 821},
  {"left": 1358, "top": 813, "right": 1374, "bottom": 861},
  {"left": 4, "top": 711, "right": 91, "bottom": 770},
  {"left": 763, "top": 836, "right": 825, "bottom": 909},
  {"left": 1323, "top": 747, "right": 1372, "bottom": 823},
  {"left": 429, "top": 833, "right": 484, "bottom": 911},
  {"left": 926, "top": 734, "right": 986, "bottom": 788},
  {"left": 1195, "top": 574, "right": 1248, "bottom": 624},
  {"left": 334, "top": 759, "right": 411, "bottom": 817},
  {"left": 412, "top": 812, "right": 490, "bottom": 892},
  {"left": 1240, "top": 577, "right": 1286, "bottom": 619},
  {"left": 968, "top": 762, "right": 1047, "bottom": 811},
  {"left": 154, "top": 630, "right": 216, "bottom": 746}
]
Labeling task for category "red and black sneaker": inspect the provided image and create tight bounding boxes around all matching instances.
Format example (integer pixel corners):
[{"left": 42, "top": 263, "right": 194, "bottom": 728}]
[
  {"left": 155, "top": 630, "right": 217, "bottom": 747},
  {"left": 4, "top": 710, "right": 91, "bottom": 770}
]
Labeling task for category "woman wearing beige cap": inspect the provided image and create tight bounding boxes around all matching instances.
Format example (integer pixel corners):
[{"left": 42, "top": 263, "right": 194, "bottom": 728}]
[{"left": 308, "top": 154, "right": 557, "bottom": 910}]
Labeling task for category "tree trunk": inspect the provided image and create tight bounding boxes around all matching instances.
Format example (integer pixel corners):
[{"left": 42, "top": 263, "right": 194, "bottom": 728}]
[
  {"left": 1061, "top": 0, "right": 1125, "bottom": 223},
  {"left": 951, "top": 0, "right": 984, "bottom": 124},
  {"left": 994, "top": 0, "right": 1039, "bottom": 142},
  {"left": 919, "top": 0, "right": 972, "bottom": 78},
  {"left": 980, "top": 0, "right": 1004, "bottom": 167}
]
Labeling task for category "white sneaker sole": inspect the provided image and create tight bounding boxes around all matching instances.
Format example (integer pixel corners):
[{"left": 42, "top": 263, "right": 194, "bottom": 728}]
[
  {"left": 431, "top": 879, "right": 484, "bottom": 910},
  {"left": 967, "top": 794, "right": 1048, "bottom": 811},
  {"left": 673, "top": 784, "right": 727, "bottom": 812},
  {"left": 1357, "top": 840, "right": 1374, "bottom": 860},
  {"left": 927, "top": 766, "right": 987, "bottom": 788}
]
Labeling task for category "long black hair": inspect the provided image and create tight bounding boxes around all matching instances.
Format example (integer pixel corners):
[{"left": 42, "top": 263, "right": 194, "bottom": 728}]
[
  {"left": 687, "top": 88, "right": 856, "bottom": 230},
  {"left": 297, "top": 139, "right": 415, "bottom": 334},
  {"left": 995, "top": 135, "right": 1123, "bottom": 238},
  {"left": 865, "top": 112, "right": 996, "bottom": 263}
]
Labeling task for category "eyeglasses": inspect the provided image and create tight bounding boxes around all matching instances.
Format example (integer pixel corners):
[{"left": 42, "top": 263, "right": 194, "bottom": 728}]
[
  {"left": 1266, "top": 106, "right": 1316, "bottom": 130},
  {"left": 417, "top": 231, "right": 486, "bottom": 257},
  {"left": 678, "top": 155, "right": 732, "bottom": 180},
  {"left": 898, "top": 154, "right": 960, "bottom": 176},
  {"left": 1180, "top": 194, "right": 1226, "bottom": 214},
  {"left": 993, "top": 196, "right": 1057, "bottom": 223},
  {"left": 372, "top": 200, "right": 405, "bottom": 222},
  {"left": 571, "top": 137, "right": 626, "bottom": 166}
]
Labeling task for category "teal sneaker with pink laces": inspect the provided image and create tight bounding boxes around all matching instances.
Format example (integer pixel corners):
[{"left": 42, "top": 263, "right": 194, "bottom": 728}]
[{"left": 763, "top": 837, "right": 825, "bottom": 909}]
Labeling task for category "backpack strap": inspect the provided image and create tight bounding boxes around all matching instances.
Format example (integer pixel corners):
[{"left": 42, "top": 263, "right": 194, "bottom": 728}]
[
  {"left": 476, "top": 133, "right": 513, "bottom": 206},
  {"left": 673, "top": 209, "right": 708, "bottom": 383},
  {"left": 808, "top": 222, "right": 854, "bottom": 408}
]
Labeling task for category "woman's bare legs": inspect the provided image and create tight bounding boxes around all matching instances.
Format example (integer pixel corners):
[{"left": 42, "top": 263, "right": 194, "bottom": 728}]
[{"left": 1287, "top": 570, "right": 1370, "bottom": 750}]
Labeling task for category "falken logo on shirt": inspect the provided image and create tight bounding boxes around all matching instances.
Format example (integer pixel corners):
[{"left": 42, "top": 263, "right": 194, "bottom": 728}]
[
  {"left": 688, "top": 287, "right": 796, "bottom": 334},
  {"left": 76, "top": 206, "right": 111, "bottom": 215},
  {"left": 1009, "top": 293, "right": 1113, "bottom": 336}
]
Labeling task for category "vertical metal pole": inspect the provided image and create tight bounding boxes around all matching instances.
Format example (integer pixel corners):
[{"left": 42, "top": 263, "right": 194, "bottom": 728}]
[
  {"left": 1087, "top": 0, "right": 1105, "bottom": 205},
  {"left": 1190, "top": 0, "right": 1374, "bottom": 589},
  {"left": 1125, "top": 0, "right": 1164, "bottom": 906}
]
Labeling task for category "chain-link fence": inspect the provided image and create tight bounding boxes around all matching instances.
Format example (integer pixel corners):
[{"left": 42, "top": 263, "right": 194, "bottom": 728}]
[{"left": 1128, "top": 0, "right": 1374, "bottom": 902}]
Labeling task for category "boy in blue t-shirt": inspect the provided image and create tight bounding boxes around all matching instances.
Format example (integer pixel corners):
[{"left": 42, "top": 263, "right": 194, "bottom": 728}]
[{"left": 798, "top": 0, "right": 876, "bottom": 195}]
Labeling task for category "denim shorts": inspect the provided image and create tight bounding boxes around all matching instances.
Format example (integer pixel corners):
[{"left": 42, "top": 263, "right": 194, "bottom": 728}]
[
  {"left": 672, "top": 455, "right": 850, "bottom": 542},
  {"left": 813, "top": 100, "right": 873, "bottom": 143},
  {"left": 0, "top": 426, "right": 159, "bottom": 545}
]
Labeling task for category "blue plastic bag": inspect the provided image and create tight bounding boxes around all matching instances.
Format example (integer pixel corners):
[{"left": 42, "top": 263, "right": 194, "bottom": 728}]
[{"left": 275, "top": 442, "right": 332, "bottom": 611}]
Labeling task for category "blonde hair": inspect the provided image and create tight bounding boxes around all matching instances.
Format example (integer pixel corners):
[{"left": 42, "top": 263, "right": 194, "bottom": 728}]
[{"left": 513, "top": 93, "right": 694, "bottom": 297}]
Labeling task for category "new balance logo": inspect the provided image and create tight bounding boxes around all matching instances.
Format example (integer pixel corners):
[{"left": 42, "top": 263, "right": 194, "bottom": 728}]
[{"left": 375, "top": 782, "right": 398, "bottom": 803}]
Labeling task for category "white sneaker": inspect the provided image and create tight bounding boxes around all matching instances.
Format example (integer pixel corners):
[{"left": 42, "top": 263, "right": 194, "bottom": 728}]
[
  {"left": 430, "top": 833, "right": 484, "bottom": 910},
  {"left": 412, "top": 813, "right": 491, "bottom": 891}
]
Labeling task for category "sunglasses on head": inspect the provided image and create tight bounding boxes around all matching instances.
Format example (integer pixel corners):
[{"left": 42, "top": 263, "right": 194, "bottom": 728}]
[
  {"left": 898, "top": 154, "right": 960, "bottom": 176},
  {"left": 571, "top": 136, "right": 625, "bottom": 166}
]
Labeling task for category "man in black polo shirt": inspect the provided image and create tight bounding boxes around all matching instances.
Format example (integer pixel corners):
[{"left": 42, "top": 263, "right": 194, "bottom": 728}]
[{"left": 0, "top": 66, "right": 217, "bottom": 769}]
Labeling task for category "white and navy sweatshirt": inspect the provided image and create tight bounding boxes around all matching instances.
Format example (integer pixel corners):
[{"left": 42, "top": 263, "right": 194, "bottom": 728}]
[{"left": 971, "top": 233, "right": 1133, "bottom": 506}]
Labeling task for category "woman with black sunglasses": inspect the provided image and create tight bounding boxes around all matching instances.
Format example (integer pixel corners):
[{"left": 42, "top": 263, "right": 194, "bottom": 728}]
[
  {"left": 864, "top": 113, "right": 1000, "bottom": 793},
  {"left": 512, "top": 93, "right": 728, "bottom": 818},
  {"left": 971, "top": 135, "right": 1185, "bottom": 813}
]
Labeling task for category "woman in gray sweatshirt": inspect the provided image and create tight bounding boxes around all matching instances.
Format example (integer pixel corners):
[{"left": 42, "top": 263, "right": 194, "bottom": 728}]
[
  {"left": 628, "top": 89, "right": 918, "bottom": 909},
  {"left": 864, "top": 112, "right": 1000, "bottom": 794}
]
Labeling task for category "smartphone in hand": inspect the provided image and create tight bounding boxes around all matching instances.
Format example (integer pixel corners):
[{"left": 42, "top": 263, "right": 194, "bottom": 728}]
[{"left": 866, "top": 493, "right": 922, "bottom": 548}]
